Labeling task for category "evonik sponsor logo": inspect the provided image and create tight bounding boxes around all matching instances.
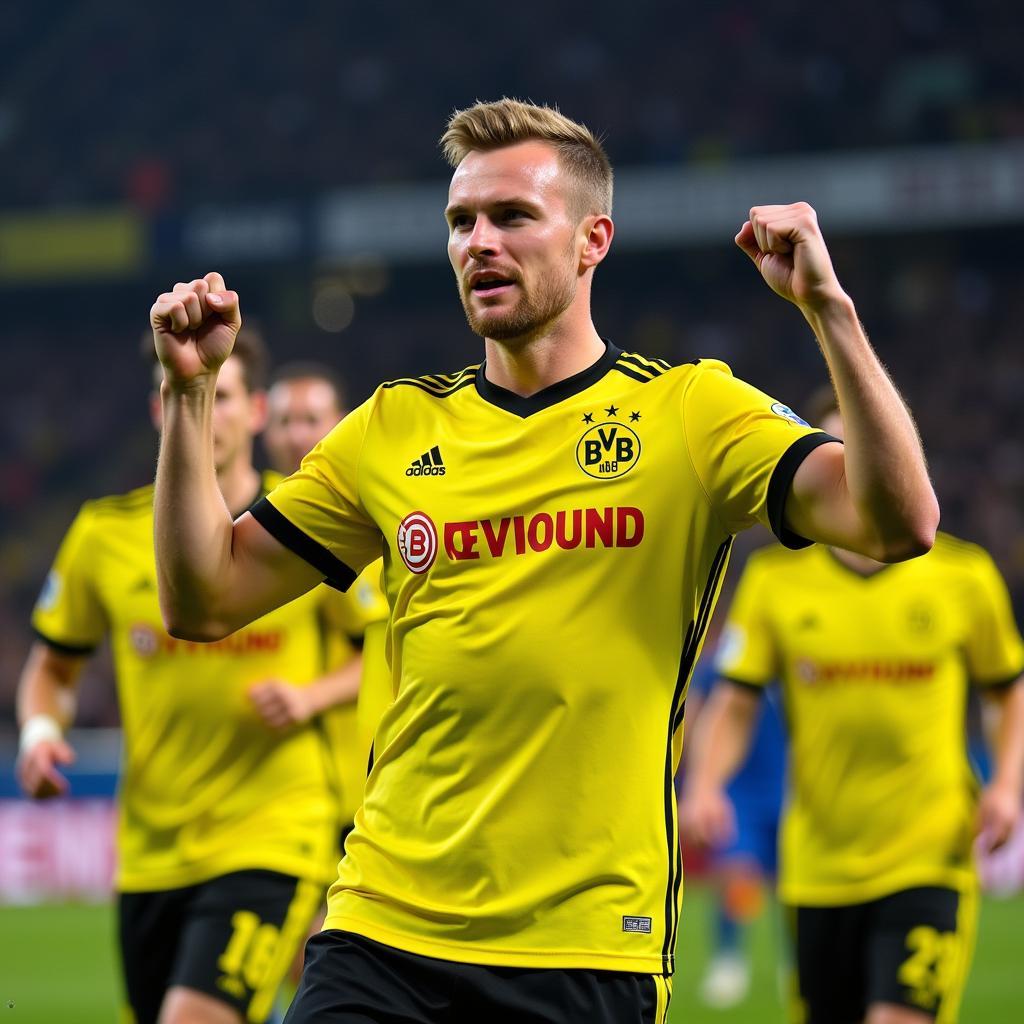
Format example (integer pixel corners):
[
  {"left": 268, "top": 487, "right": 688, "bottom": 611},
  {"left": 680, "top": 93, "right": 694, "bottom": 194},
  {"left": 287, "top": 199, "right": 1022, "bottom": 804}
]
[
  {"left": 444, "top": 506, "right": 645, "bottom": 560},
  {"left": 129, "top": 623, "right": 284, "bottom": 658},
  {"left": 795, "top": 658, "right": 937, "bottom": 685}
]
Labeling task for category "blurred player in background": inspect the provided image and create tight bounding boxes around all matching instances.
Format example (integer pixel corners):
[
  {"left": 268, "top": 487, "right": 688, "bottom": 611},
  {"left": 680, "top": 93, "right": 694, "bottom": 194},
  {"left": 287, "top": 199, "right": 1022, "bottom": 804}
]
[
  {"left": 150, "top": 99, "right": 938, "bottom": 1023},
  {"left": 681, "top": 393, "right": 1024, "bottom": 1024},
  {"left": 258, "top": 361, "right": 389, "bottom": 841},
  {"left": 680, "top": 651, "right": 786, "bottom": 1008},
  {"left": 15, "top": 331, "right": 342, "bottom": 1024}
]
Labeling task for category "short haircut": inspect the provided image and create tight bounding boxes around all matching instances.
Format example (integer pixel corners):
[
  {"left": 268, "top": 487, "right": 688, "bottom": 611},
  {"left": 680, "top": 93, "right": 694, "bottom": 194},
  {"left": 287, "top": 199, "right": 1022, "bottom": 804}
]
[
  {"left": 270, "top": 361, "right": 348, "bottom": 413},
  {"left": 805, "top": 384, "right": 839, "bottom": 427},
  {"left": 142, "top": 323, "right": 270, "bottom": 394},
  {"left": 441, "top": 98, "right": 613, "bottom": 221}
]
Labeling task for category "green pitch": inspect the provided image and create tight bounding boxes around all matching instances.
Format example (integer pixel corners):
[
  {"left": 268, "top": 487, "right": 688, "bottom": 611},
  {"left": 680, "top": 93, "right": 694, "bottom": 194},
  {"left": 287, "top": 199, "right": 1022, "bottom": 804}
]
[{"left": 0, "top": 887, "right": 1020, "bottom": 1022}]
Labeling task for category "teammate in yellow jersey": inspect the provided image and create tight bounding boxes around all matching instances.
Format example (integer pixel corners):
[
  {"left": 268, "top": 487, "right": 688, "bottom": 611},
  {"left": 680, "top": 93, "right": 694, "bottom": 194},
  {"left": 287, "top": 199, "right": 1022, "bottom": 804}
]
[
  {"left": 258, "top": 360, "right": 389, "bottom": 834},
  {"left": 680, "top": 393, "right": 1024, "bottom": 1024},
  {"left": 15, "top": 331, "right": 341, "bottom": 1024},
  {"left": 149, "top": 99, "right": 939, "bottom": 1023}
]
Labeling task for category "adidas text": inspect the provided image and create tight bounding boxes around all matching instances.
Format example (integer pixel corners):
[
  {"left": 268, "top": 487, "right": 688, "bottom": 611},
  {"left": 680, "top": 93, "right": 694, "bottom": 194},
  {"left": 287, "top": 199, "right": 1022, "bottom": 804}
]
[{"left": 407, "top": 465, "right": 446, "bottom": 477}]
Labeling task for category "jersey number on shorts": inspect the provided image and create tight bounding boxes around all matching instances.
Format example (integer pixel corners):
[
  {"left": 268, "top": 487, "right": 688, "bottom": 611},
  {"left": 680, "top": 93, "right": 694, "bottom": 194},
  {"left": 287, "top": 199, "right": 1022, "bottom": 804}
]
[
  {"left": 897, "top": 925, "right": 959, "bottom": 1011},
  {"left": 217, "top": 910, "right": 281, "bottom": 997}
]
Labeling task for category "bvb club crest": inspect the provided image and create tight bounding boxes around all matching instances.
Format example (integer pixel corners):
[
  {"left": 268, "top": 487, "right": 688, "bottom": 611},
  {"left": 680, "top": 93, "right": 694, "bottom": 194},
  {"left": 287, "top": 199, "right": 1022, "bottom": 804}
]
[{"left": 576, "top": 420, "right": 642, "bottom": 480}]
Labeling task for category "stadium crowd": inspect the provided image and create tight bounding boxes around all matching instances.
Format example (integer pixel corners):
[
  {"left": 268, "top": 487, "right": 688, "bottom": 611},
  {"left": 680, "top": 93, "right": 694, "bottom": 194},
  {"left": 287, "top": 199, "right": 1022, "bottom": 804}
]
[{"left": 1, "top": 0, "right": 1021, "bottom": 210}]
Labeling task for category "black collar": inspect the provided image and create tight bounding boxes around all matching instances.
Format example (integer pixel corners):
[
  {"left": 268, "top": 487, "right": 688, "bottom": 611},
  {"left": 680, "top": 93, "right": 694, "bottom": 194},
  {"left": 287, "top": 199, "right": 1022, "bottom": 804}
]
[{"left": 474, "top": 340, "right": 622, "bottom": 417}]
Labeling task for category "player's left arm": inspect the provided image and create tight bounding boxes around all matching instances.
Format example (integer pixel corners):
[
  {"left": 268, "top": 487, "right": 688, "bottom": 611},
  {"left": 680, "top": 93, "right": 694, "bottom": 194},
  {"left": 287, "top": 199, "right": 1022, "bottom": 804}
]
[
  {"left": 737, "top": 203, "right": 939, "bottom": 562},
  {"left": 976, "top": 678, "right": 1024, "bottom": 852}
]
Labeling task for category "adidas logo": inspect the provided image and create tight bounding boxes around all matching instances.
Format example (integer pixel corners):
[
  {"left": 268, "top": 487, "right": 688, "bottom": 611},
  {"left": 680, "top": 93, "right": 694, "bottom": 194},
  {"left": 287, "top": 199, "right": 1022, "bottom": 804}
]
[{"left": 406, "top": 445, "right": 446, "bottom": 477}]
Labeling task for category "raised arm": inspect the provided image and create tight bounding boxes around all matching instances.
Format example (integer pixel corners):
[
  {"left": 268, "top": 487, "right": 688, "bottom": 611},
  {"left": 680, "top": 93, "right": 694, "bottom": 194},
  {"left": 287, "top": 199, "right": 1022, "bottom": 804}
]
[
  {"left": 737, "top": 204, "right": 939, "bottom": 562},
  {"left": 152, "top": 274, "right": 323, "bottom": 640}
]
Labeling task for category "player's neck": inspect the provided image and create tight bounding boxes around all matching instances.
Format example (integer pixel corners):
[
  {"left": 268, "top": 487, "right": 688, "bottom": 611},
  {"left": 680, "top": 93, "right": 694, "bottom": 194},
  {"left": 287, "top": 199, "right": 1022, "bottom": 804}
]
[
  {"left": 216, "top": 458, "right": 262, "bottom": 517},
  {"left": 483, "top": 313, "right": 605, "bottom": 398}
]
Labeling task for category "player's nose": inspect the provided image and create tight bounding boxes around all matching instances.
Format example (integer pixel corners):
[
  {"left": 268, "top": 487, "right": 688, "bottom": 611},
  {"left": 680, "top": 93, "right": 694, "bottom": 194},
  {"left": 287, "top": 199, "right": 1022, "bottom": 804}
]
[{"left": 467, "top": 216, "right": 500, "bottom": 259}]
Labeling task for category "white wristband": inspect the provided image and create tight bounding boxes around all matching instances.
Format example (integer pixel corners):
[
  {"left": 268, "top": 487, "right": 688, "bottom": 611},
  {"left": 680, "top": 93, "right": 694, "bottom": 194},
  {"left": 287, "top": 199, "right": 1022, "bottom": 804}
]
[{"left": 19, "top": 714, "right": 63, "bottom": 756}]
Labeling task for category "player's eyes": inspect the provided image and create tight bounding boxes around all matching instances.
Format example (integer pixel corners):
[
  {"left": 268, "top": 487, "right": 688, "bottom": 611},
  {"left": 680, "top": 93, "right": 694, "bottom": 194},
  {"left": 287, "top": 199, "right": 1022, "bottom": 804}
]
[
  {"left": 450, "top": 214, "right": 472, "bottom": 229},
  {"left": 502, "top": 209, "right": 528, "bottom": 222}
]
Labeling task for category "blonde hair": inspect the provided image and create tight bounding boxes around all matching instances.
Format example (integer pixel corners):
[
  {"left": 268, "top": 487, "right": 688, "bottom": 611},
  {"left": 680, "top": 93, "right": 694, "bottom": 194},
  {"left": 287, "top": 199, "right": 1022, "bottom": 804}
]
[{"left": 441, "top": 98, "right": 613, "bottom": 220}]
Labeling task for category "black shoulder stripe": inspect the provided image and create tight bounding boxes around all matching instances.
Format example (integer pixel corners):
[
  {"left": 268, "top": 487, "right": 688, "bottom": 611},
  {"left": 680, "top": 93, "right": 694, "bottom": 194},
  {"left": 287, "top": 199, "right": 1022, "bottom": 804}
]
[
  {"left": 33, "top": 626, "right": 97, "bottom": 657},
  {"left": 381, "top": 376, "right": 477, "bottom": 398},
  {"left": 250, "top": 498, "right": 357, "bottom": 592},
  {"left": 612, "top": 364, "right": 656, "bottom": 385},
  {"left": 618, "top": 352, "right": 668, "bottom": 377}
]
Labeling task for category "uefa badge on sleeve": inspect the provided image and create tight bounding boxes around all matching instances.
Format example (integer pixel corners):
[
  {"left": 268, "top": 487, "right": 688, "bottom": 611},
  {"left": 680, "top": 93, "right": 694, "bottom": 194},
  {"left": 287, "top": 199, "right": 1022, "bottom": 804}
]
[{"left": 770, "top": 402, "right": 810, "bottom": 427}]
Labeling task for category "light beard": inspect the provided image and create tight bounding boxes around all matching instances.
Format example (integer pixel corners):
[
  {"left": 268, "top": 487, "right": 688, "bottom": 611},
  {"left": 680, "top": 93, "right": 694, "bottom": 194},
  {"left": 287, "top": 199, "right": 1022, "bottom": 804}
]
[{"left": 460, "top": 266, "right": 577, "bottom": 344}]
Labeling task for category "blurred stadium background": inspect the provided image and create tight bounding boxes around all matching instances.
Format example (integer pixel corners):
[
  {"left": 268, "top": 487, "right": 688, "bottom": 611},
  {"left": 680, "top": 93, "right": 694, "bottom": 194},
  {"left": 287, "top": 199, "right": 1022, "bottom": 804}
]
[{"left": 1, "top": 1, "right": 1023, "bottom": 1019}]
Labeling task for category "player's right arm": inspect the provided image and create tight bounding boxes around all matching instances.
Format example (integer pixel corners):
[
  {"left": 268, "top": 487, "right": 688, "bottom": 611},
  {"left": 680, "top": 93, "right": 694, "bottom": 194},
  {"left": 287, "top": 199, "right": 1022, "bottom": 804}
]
[
  {"left": 678, "top": 681, "right": 761, "bottom": 848},
  {"left": 16, "top": 643, "right": 83, "bottom": 799},
  {"left": 152, "top": 275, "right": 325, "bottom": 640}
]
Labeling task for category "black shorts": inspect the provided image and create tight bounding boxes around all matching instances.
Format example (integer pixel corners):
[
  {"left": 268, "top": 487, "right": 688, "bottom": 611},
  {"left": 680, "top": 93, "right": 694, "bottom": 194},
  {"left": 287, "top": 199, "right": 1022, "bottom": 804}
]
[
  {"left": 787, "top": 885, "right": 977, "bottom": 1024},
  {"left": 118, "top": 869, "right": 323, "bottom": 1024},
  {"left": 284, "top": 929, "right": 673, "bottom": 1024}
]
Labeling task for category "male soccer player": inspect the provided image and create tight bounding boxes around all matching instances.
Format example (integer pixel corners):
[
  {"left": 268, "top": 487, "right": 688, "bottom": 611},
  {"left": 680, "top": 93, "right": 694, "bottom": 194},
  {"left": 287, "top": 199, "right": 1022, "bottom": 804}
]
[
  {"left": 680, "top": 395, "right": 1024, "bottom": 1024},
  {"left": 149, "top": 99, "right": 938, "bottom": 1023},
  {"left": 16, "top": 332, "right": 340, "bottom": 1024}
]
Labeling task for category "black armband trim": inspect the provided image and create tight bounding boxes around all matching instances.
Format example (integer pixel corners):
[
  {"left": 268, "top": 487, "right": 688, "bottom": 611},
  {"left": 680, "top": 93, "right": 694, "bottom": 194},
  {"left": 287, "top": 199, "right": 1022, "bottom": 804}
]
[
  {"left": 32, "top": 627, "right": 97, "bottom": 657},
  {"left": 250, "top": 498, "right": 357, "bottom": 592},
  {"left": 973, "top": 671, "right": 1024, "bottom": 693},
  {"left": 718, "top": 675, "right": 768, "bottom": 696},
  {"left": 767, "top": 432, "right": 842, "bottom": 549}
]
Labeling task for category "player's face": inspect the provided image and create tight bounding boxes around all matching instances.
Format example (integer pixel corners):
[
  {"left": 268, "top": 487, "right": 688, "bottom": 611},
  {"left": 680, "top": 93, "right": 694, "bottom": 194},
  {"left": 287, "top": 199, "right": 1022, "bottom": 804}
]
[
  {"left": 264, "top": 378, "right": 344, "bottom": 475},
  {"left": 211, "top": 356, "right": 266, "bottom": 472},
  {"left": 446, "top": 141, "right": 581, "bottom": 343}
]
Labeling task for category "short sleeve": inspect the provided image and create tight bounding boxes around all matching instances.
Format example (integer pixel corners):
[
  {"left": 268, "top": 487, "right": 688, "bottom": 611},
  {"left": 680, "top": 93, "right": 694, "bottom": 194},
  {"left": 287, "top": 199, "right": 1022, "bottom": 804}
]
[
  {"left": 31, "top": 505, "right": 107, "bottom": 654},
  {"left": 682, "top": 361, "right": 839, "bottom": 546},
  {"left": 962, "top": 548, "right": 1024, "bottom": 687},
  {"left": 713, "top": 555, "right": 777, "bottom": 687},
  {"left": 251, "top": 396, "right": 383, "bottom": 590}
]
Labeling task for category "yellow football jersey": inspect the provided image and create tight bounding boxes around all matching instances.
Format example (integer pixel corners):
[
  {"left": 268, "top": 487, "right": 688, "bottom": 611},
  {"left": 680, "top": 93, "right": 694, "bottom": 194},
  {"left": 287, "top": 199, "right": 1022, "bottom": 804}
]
[
  {"left": 320, "top": 561, "right": 389, "bottom": 825},
  {"left": 717, "top": 536, "right": 1024, "bottom": 906},
  {"left": 252, "top": 343, "right": 831, "bottom": 974},
  {"left": 32, "top": 475, "right": 338, "bottom": 892}
]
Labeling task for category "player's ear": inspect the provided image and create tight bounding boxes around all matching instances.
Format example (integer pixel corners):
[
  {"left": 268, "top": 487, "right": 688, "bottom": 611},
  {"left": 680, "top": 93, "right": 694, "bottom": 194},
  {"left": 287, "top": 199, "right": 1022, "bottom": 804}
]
[
  {"left": 579, "top": 214, "right": 614, "bottom": 272},
  {"left": 248, "top": 389, "right": 269, "bottom": 435}
]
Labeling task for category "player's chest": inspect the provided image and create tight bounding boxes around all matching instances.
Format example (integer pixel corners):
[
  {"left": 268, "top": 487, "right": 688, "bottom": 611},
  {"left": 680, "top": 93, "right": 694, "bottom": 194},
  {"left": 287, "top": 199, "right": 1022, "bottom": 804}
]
[
  {"left": 772, "top": 577, "right": 964, "bottom": 675},
  {"left": 363, "top": 397, "right": 689, "bottom": 563}
]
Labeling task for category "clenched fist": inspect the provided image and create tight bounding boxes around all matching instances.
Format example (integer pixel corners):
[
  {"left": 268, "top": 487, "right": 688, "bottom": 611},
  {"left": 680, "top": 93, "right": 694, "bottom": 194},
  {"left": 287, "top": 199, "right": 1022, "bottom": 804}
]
[
  {"left": 150, "top": 272, "right": 241, "bottom": 388},
  {"left": 735, "top": 202, "right": 847, "bottom": 313}
]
